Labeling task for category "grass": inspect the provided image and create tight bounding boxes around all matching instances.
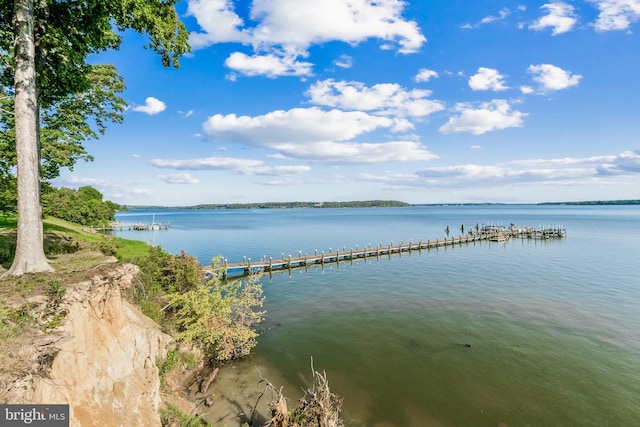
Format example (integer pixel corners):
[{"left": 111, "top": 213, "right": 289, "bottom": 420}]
[{"left": 1, "top": 214, "right": 153, "bottom": 298}]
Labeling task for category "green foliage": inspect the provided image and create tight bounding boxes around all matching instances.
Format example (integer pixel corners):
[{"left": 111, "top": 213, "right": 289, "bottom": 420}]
[
  {"left": 42, "top": 185, "right": 117, "bottom": 226},
  {"left": 169, "top": 272, "right": 265, "bottom": 365},
  {"left": 45, "top": 235, "right": 81, "bottom": 256},
  {"left": 130, "top": 247, "right": 265, "bottom": 366},
  {"left": 0, "top": 302, "right": 34, "bottom": 339},
  {"left": 0, "top": 172, "right": 16, "bottom": 217},
  {"left": 160, "top": 403, "right": 212, "bottom": 427},
  {"left": 42, "top": 280, "right": 67, "bottom": 331},
  {"left": 158, "top": 347, "right": 201, "bottom": 384},
  {"left": 94, "top": 236, "right": 118, "bottom": 256}
]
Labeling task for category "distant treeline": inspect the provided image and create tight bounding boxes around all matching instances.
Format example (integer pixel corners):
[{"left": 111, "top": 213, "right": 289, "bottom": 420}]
[
  {"left": 539, "top": 200, "right": 640, "bottom": 206},
  {"left": 125, "top": 200, "right": 411, "bottom": 210}
]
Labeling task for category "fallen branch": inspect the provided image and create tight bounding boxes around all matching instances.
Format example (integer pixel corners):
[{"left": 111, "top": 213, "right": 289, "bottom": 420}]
[{"left": 199, "top": 367, "right": 218, "bottom": 393}]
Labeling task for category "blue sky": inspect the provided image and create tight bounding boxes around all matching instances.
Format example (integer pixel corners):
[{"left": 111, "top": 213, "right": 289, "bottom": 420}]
[{"left": 54, "top": 0, "right": 640, "bottom": 205}]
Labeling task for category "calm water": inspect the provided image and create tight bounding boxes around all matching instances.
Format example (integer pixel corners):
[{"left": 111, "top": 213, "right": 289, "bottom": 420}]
[{"left": 115, "top": 205, "right": 640, "bottom": 426}]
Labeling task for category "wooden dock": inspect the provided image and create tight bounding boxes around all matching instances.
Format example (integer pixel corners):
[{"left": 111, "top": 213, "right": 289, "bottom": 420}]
[
  {"left": 91, "top": 221, "right": 170, "bottom": 232},
  {"left": 221, "top": 226, "right": 566, "bottom": 278}
]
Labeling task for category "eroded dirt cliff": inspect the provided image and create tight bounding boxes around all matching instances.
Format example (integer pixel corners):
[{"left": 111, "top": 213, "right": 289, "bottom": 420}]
[{"left": 3, "top": 263, "right": 172, "bottom": 427}]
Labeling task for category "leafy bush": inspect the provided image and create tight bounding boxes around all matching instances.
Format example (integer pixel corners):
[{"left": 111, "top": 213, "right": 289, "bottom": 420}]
[
  {"left": 130, "top": 246, "right": 265, "bottom": 366},
  {"left": 45, "top": 235, "right": 81, "bottom": 255},
  {"left": 169, "top": 272, "right": 264, "bottom": 365},
  {"left": 94, "top": 236, "right": 117, "bottom": 256}
]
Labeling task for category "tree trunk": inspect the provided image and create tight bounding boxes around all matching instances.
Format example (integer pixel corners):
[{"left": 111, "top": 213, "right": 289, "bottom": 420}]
[{"left": 4, "top": 0, "right": 53, "bottom": 276}]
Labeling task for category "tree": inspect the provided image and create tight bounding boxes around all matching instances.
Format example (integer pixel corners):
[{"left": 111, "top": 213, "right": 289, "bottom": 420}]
[{"left": 1, "top": 0, "right": 189, "bottom": 276}]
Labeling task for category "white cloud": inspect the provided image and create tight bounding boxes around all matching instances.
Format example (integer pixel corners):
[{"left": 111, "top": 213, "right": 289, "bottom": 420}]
[
  {"left": 54, "top": 176, "right": 153, "bottom": 200},
  {"left": 481, "top": 8, "right": 511, "bottom": 24},
  {"left": 272, "top": 140, "right": 438, "bottom": 163},
  {"left": 156, "top": 173, "right": 200, "bottom": 184},
  {"left": 203, "top": 107, "right": 395, "bottom": 145},
  {"left": 132, "top": 97, "right": 166, "bottom": 115},
  {"left": 529, "top": 2, "right": 577, "bottom": 35},
  {"left": 415, "top": 68, "right": 439, "bottom": 82},
  {"left": 186, "top": 0, "right": 425, "bottom": 77},
  {"left": 415, "top": 164, "right": 594, "bottom": 186},
  {"left": 596, "top": 150, "right": 640, "bottom": 174},
  {"left": 334, "top": 54, "right": 353, "bottom": 68},
  {"left": 224, "top": 51, "right": 313, "bottom": 78},
  {"left": 186, "top": 0, "right": 249, "bottom": 48},
  {"left": 150, "top": 156, "right": 311, "bottom": 176},
  {"left": 590, "top": 0, "right": 640, "bottom": 31},
  {"left": 306, "top": 79, "right": 444, "bottom": 118},
  {"left": 527, "top": 64, "right": 582, "bottom": 92},
  {"left": 248, "top": 0, "right": 425, "bottom": 53},
  {"left": 468, "top": 67, "right": 509, "bottom": 91},
  {"left": 462, "top": 8, "right": 511, "bottom": 28},
  {"left": 520, "top": 85, "right": 535, "bottom": 95},
  {"left": 200, "top": 107, "right": 437, "bottom": 163},
  {"left": 439, "top": 99, "right": 527, "bottom": 135}
]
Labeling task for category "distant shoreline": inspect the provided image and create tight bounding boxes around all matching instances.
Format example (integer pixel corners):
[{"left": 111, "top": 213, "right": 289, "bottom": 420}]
[{"left": 122, "top": 199, "right": 640, "bottom": 210}]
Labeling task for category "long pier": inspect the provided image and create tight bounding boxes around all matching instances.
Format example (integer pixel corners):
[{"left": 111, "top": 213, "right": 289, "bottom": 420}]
[{"left": 221, "top": 226, "right": 566, "bottom": 278}]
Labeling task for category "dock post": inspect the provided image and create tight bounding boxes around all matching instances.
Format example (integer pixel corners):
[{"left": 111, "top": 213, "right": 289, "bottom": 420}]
[
  {"left": 288, "top": 255, "right": 292, "bottom": 269},
  {"left": 269, "top": 257, "right": 273, "bottom": 271}
]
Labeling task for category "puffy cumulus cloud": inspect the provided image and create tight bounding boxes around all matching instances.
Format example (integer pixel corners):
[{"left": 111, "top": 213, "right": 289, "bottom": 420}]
[
  {"left": 527, "top": 64, "right": 582, "bottom": 92},
  {"left": 590, "top": 0, "right": 640, "bottom": 31},
  {"left": 187, "top": 0, "right": 250, "bottom": 47},
  {"left": 529, "top": 2, "right": 577, "bottom": 35},
  {"left": 468, "top": 67, "right": 509, "bottom": 91},
  {"left": 156, "top": 173, "right": 200, "bottom": 184},
  {"left": 150, "top": 156, "right": 311, "bottom": 176},
  {"left": 186, "top": 0, "right": 425, "bottom": 77},
  {"left": 520, "top": 85, "right": 535, "bottom": 95},
  {"left": 248, "top": 0, "right": 425, "bottom": 53},
  {"left": 203, "top": 107, "right": 398, "bottom": 146},
  {"left": 415, "top": 68, "right": 439, "bottom": 83},
  {"left": 224, "top": 51, "right": 313, "bottom": 77},
  {"left": 200, "top": 107, "right": 436, "bottom": 163},
  {"left": 132, "top": 97, "right": 166, "bottom": 115},
  {"left": 306, "top": 79, "right": 444, "bottom": 118},
  {"left": 439, "top": 100, "right": 527, "bottom": 135}
]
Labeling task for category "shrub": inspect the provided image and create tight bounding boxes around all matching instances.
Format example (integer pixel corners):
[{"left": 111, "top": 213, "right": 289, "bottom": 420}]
[
  {"left": 94, "top": 236, "right": 117, "bottom": 256},
  {"left": 130, "top": 246, "right": 265, "bottom": 366},
  {"left": 168, "top": 272, "right": 264, "bottom": 365}
]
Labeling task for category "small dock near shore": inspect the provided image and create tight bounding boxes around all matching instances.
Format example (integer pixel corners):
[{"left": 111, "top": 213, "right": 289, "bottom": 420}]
[
  {"left": 91, "top": 222, "right": 170, "bottom": 232},
  {"left": 221, "top": 225, "right": 566, "bottom": 278}
]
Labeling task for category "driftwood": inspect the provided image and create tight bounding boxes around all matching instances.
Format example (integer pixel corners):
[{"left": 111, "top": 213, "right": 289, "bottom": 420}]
[{"left": 200, "top": 367, "right": 219, "bottom": 393}]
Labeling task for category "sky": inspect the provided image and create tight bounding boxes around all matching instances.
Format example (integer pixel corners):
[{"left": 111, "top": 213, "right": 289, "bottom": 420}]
[{"left": 53, "top": 0, "right": 640, "bottom": 205}]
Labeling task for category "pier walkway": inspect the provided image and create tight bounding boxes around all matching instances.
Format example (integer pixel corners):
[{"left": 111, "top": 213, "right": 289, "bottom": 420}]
[{"left": 221, "top": 226, "right": 566, "bottom": 278}]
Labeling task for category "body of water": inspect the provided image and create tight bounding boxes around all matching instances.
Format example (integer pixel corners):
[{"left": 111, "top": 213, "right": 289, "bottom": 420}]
[{"left": 114, "top": 205, "right": 640, "bottom": 426}]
